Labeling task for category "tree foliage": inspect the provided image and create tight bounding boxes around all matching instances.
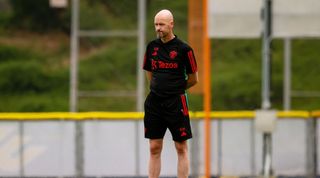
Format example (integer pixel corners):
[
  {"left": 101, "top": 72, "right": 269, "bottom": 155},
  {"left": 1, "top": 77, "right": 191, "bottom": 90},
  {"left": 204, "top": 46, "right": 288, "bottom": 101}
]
[{"left": 9, "top": 0, "right": 70, "bottom": 32}]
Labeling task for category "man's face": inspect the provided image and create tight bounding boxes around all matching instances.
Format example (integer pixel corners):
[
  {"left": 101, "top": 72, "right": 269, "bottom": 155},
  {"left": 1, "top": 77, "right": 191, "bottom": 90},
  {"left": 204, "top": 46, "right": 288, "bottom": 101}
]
[{"left": 154, "top": 16, "right": 173, "bottom": 39}]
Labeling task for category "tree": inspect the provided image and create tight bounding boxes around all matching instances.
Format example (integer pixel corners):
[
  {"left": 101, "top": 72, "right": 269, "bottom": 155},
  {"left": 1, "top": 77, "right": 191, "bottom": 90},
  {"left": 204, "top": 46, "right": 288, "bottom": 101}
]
[{"left": 9, "top": 0, "right": 70, "bottom": 32}]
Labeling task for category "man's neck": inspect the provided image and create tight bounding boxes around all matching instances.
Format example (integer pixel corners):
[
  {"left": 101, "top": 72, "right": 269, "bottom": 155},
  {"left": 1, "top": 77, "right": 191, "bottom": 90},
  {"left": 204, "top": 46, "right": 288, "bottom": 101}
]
[{"left": 161, "top": 33, "right": 175, "bottom": 43}]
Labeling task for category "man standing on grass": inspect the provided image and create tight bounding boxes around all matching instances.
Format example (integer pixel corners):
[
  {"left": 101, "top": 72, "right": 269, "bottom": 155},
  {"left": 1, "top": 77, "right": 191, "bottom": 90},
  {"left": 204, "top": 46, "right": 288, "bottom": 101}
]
[{"left": 143, "top": 9, "right": 198, "bottom": 178}]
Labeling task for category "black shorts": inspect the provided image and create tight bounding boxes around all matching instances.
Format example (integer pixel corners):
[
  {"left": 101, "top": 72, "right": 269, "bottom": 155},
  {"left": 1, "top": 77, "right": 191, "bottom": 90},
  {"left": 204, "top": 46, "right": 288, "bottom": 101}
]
[{"left": 144, "top": 92, "right": 192, "bottom": 142}]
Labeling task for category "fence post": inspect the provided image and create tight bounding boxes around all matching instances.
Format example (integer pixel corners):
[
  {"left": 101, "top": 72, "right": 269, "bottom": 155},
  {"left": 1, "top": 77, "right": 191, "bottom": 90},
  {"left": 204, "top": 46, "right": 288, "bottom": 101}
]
[
  {"left": 307, "top": 115, "right": 317, "bottom": 178},
  {"left": 190, "top": 120, "right": 200, "bottom": 177}
]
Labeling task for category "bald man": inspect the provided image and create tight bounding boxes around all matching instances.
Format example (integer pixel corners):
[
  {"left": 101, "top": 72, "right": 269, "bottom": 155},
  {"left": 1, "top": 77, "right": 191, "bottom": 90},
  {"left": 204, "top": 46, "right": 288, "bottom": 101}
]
[{"left": 143, "top": 9, "right": 198, "bottom": 178}]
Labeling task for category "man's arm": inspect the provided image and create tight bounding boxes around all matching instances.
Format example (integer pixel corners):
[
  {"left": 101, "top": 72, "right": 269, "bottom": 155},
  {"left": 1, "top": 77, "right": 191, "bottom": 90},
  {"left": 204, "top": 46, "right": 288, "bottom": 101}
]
[
  {"left": 186, "top": 72, "right": 198, "bottom": 89},
  {"left": 146, "top": 71, "right": 152, "bottom": 82}
]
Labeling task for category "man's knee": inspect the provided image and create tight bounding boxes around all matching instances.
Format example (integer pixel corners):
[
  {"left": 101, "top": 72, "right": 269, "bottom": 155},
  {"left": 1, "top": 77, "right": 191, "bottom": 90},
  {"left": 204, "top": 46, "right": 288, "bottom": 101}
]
[
  {"left": 149, "top": 139, "right": 163, "bottom": 155},
  {"left": 175, "top": 141, "right": 188, "bottom": 155}
]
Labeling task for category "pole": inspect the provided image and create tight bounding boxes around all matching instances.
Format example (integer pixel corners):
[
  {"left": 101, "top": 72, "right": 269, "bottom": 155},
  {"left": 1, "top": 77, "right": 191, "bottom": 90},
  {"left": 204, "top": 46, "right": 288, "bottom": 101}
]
[
  {"left": 70, "top": 0, "right": 78, "bottom": 112},
  {"left": 203, "top": 0, "right": 211, "bottom": 177},
  {"left": 19, "top": 122, "right": 24, "bottom": 177},
  {"left": 307, "top": 115, "right": 317, "bottom": 178},
  {"left": 70, "top": 0, "right": 83, "bottom": 177},
  {"left": 262, "top": 0, "right": 272, "bottom": 110},
  {"left": 283, "top": 38, "right": 291, "bottom": 110},
  {"left": 135, "top": 0, "right": 146, "bottom": 176},
  {"left": 261, "top": 0, "right": 272, "bottom": 177},
  {"left": 187, "top": 0, "right": 202, "bottom": 176}
]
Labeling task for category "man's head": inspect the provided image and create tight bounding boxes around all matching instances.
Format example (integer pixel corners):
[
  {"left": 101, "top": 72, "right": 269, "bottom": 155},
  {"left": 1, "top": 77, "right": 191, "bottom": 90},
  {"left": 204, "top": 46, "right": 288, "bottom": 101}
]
[{"left": 154, "top": 9, "right": 174, "bottom": 42}]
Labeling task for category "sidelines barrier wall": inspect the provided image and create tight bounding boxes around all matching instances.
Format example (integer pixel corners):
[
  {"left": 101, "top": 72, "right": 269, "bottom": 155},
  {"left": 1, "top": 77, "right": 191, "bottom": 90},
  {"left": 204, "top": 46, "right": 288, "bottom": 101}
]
[{"left": 0, "top": 111, "right": 318, "bottom": 177}]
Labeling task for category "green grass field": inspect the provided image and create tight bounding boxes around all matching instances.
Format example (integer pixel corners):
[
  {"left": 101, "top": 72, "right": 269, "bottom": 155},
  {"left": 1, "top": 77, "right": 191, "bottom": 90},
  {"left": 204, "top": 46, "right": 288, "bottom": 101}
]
[{"left": 0, "top": 0, "right": 319, "bottom": 112}]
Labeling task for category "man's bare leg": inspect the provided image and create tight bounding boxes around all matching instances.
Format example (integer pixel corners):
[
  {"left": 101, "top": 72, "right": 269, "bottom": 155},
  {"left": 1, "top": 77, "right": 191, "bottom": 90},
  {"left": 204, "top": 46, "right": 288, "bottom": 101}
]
[
  {"left": 175, "top": 140, "right": 189, "bottom": 178},
  {"left": 149, "top": 139, "right": 163, "bottom": 178}
]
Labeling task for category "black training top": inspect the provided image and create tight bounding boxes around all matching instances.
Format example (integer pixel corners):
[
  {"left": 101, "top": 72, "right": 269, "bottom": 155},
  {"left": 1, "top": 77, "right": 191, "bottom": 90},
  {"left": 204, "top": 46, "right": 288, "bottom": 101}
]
[{"left": 143, "top": 36, "right": 197, "bottom": 97}]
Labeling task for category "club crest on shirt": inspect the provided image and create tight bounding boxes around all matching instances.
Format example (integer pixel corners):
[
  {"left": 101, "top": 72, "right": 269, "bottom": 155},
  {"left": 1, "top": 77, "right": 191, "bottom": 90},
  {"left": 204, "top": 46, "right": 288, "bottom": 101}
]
[
  {"left": 169, "top": 50, "right": 177, "bottom": 59},
  {"left": 152, "top": 47, "right": 159, "bottom": 56}
]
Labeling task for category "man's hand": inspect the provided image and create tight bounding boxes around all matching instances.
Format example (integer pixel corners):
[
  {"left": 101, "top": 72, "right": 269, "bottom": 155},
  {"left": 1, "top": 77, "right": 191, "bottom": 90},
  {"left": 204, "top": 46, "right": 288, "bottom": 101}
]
[{"left": 186, "top": 72, "right": 198, "bottom": 89}]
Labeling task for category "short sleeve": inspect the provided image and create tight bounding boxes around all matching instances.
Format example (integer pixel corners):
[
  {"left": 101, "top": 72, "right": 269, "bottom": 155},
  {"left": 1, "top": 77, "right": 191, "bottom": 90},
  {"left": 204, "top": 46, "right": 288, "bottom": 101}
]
[
  {"left": 184, "top": 48, "right": 197, "bottom": 74},
  {"left": 143, "top": 45, "right": 151, "bottom": 71}
]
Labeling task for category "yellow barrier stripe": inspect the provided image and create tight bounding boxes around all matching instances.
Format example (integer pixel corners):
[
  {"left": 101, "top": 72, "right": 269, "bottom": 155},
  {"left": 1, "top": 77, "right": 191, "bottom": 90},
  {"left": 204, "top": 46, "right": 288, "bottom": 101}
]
[
  {"left": 311, "top": 111, "right": 320, "bottom": 117},
  {"left": 194, "top": 111, "right": 255, "bottom": 119},
  {"left": 0, "top": 112, "right": 68, "bottom": 120},
  {"left": 0, "top": 110, "right": 313, "bottom": 121},
  {"left": 194, "top": 111, "right": 309, "bottom": 119},
  {"left": 277, "top": 111, "right": 310, "bottom": 119},
  {"left": 0, "top": 112, "right": 144, "bottom": 120},
  {"left": 82, "top": 112, "right": 144, "bottom": 120}
]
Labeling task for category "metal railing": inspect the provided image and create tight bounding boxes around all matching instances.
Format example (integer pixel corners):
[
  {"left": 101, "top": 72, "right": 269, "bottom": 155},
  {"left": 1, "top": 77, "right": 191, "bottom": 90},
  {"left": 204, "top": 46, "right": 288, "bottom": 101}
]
[{"left": 0, "top": 110, "right": 318, "bottom": 177}]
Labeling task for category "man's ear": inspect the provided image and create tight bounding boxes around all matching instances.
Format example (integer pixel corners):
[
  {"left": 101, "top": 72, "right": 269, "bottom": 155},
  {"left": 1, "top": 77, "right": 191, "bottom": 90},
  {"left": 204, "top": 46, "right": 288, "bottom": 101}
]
[{"left": 171, "top": 21, "right": 174, "bottom": 27}]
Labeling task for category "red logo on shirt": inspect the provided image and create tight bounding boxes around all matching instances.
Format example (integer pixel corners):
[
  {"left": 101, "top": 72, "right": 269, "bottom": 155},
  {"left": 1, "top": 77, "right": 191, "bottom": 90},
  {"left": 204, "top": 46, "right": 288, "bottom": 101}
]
[
  {"left": 151, "top": 59, "right": 178, "bottom": 70},
  {"left": 152, "top": 47, "right": 159, "bottom": 56},
  {"left": 152, "top": 60, "right": 158, "bottom": 70},
  {"left": 169, "top": 50, "right": 177, "bottom": 59}
]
